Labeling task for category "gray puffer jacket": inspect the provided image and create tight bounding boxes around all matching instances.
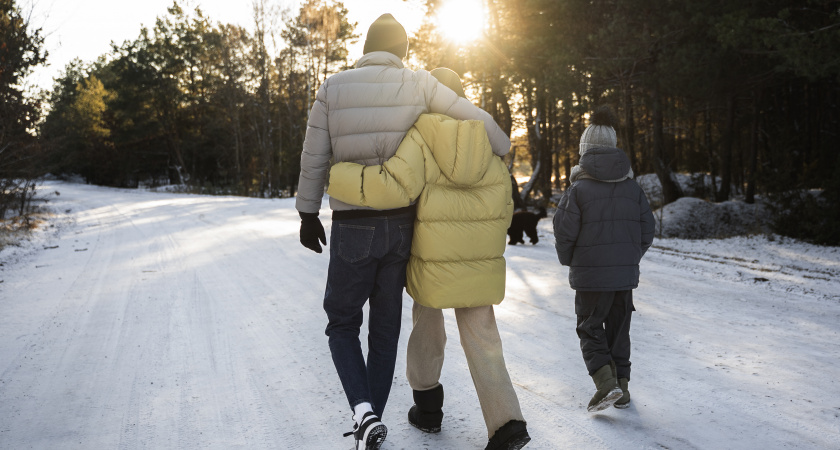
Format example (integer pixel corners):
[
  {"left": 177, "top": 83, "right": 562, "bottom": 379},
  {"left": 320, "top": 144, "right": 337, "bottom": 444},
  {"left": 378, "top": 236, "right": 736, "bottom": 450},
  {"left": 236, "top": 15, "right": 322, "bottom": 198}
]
[
  {"left": 296, "top": 51, "right": 511, "bottom": 214},
  {"left": 553, "top": 147, "right": 655, "bottom": 291}
]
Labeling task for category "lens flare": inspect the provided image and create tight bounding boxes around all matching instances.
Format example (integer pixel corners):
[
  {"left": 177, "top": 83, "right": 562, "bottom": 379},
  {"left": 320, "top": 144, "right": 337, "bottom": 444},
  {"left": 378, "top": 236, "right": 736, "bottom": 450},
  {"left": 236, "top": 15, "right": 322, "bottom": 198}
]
[{"left": 436, "top": 0, "right": 487, "bottom": 45}]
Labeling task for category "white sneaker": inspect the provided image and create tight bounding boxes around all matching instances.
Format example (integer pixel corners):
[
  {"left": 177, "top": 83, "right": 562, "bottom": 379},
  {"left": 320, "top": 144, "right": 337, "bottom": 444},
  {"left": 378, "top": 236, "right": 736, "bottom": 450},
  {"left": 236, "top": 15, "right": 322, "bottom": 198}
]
[{"left": 343, "top": 412, "right": 387, "bottom": 450}]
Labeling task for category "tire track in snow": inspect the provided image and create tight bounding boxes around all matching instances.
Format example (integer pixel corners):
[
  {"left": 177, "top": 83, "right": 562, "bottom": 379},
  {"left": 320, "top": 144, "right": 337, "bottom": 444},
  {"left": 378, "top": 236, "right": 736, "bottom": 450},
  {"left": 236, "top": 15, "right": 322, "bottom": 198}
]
[
  {"left": 152, "top": 200, "right": 345, "bottom": 448},
  {"left": 647, "top": 244, "right": 840, "bottom": 300},
  {"left": 1, "top": 194, "right": 152, "bottom": 448},
  {"left": 133, "top": 203, "right": 268, "bottom": 449}
]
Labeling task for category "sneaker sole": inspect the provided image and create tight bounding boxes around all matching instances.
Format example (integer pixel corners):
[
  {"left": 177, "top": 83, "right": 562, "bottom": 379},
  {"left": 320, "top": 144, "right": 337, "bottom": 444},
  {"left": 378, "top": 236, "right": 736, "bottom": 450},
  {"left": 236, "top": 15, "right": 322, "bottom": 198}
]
[
  {"left": 587, "top": 388, "right": 623, "bottom": 412},
  {"left": 363, "top": 424, "right": 387, "bottom": 450},
  {"left": 614, "top": 399, "right": 631, "bottom": 409}
]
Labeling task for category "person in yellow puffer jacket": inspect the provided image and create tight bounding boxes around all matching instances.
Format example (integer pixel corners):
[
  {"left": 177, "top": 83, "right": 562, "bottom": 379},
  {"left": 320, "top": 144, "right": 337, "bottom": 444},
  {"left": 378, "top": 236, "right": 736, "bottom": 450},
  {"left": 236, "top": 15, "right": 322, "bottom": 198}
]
[{"left": 328, "top": 68, "right": 530, "bottom": 450}]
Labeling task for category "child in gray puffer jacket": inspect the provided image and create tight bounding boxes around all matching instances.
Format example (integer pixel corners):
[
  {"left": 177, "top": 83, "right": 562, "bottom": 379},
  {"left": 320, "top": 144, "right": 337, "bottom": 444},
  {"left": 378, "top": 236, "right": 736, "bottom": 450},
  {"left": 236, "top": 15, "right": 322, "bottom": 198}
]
[{"left": 553, "top": 106, "right": 655, "bottom": 412}]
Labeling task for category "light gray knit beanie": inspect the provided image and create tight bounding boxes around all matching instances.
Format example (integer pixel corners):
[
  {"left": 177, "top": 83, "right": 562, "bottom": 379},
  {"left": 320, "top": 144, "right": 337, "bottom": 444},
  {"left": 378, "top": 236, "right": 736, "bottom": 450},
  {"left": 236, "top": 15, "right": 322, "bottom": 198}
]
[{"left": 579, "top": 106, "right": 617, "bottom": 155}]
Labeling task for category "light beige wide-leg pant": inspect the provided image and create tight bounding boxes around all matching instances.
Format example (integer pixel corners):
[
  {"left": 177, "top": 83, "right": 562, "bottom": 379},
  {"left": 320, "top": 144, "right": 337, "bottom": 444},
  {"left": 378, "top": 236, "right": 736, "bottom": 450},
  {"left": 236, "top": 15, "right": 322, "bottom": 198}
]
[{"left": 406, "top": 302, "right": 525, "bottom": 438}]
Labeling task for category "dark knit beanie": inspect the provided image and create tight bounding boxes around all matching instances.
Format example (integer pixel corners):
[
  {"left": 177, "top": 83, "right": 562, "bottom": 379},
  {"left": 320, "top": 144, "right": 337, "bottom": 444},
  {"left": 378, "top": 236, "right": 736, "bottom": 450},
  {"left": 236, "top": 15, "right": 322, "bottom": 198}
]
[
  {"left": 430, "top": 67, "right": 466, "bottom": 98},
  {"left": 363, "top": 14, "right": 408, "bottom": 59}
]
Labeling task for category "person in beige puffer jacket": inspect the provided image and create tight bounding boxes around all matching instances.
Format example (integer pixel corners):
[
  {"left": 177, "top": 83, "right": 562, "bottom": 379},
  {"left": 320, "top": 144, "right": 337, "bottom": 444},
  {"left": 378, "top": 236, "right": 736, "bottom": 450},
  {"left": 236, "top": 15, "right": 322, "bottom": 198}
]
[
  {"left": 294, "top": 14, "right": 511, "bottom": 450},
  {"left": 327, "top": 68, "right": 531, "bottom": 450}
]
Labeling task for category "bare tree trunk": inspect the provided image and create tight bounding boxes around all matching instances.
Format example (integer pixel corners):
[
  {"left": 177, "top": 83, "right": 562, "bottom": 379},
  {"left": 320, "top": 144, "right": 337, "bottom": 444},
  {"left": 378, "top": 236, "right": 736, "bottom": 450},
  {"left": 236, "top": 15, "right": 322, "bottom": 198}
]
[
  {"left": 745, "top": 90, "right": 761, "bottom": 204},
  {"left": 652, "top": 82, "right": 683, "bottom": 204},
  {"left": 624, "top": 87, "right": 637, "bottom": 172},
  {"left": 705, "top": 105, "right": 718, "bottom": 197},
  {"left": 492, "top": 77, "right": 512, "bottom": 137},
  {"left": 539, "top": 90, "right": 553, "bottom": 204},
  {"left": 520, "top": 160, "right": 541, "bottom": 204},
  {"left": 520, "top": 80, "right": 538, "bottom": 205},
  {"left": 562, "top": 111, "right": 572, "bottom": 188},
  {"left": 716, "top": 95, "right": 736, "bottom": 202},
  {"left": 506, "top": 146, "right": 526, "bottom": 210},
  {"left": 688, "top": 110, "right": 697, "bottom": 165}
]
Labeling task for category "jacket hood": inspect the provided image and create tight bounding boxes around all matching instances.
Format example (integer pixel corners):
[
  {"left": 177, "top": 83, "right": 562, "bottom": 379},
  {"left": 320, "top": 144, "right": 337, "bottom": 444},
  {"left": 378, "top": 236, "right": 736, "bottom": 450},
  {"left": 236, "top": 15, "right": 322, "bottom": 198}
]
[
  {"left": 414, "top": 114, "right": 493, "bottom": 186},
  {"left": 355, "top": 51, "right": 405, "bottom": 69},
  {"left": 576, "top": 147, "right": 632, "bottom": 182}
]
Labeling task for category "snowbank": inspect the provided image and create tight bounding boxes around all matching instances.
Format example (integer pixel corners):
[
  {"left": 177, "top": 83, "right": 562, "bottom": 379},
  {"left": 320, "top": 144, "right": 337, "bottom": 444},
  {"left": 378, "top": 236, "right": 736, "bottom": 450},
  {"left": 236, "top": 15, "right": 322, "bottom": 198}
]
[
  {"left": 654, "top": 196, "right": 772, "bottom": 239},
  {"left": 637, "top": 172, "right": 720, "bottom": 204},
  {"left": 550, "top": 173, "right": 773, "bottom": 240}
]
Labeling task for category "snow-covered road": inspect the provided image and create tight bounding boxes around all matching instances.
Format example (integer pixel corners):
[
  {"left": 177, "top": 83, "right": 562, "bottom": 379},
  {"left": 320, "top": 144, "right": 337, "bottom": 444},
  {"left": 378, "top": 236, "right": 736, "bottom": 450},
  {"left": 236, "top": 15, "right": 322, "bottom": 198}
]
[{"left": 1, "top": 182, "right": 839, "bottom": 449}]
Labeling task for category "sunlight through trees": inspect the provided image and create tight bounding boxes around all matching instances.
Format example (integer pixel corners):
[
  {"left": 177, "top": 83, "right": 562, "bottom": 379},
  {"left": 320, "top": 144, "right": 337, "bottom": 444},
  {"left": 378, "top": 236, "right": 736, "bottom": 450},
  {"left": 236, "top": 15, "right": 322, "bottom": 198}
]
[{"left": 6, "top": 0, "right": 839, "bottom": 244}]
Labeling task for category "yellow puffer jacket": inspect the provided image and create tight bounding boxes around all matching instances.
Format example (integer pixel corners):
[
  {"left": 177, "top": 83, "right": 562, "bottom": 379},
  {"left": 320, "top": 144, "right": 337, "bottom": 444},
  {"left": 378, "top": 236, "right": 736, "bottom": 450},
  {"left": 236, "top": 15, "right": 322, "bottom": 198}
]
[{"left": 327, "top": 114, "right": 513, "bottom": 308}]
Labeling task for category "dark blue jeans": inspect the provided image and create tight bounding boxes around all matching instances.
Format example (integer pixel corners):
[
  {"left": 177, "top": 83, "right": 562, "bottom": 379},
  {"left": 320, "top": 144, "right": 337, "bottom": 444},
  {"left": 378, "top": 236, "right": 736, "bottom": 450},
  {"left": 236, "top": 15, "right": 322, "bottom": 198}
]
[{"left": 323, "top": 212, "right": 414, "bottom": 419}]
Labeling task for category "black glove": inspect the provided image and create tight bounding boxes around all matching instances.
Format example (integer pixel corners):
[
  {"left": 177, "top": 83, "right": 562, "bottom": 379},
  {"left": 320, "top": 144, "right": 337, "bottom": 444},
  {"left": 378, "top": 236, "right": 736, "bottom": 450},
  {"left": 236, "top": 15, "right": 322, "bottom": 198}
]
[{"left": 299, "top": 212, "right": 327, "bottom": 253}]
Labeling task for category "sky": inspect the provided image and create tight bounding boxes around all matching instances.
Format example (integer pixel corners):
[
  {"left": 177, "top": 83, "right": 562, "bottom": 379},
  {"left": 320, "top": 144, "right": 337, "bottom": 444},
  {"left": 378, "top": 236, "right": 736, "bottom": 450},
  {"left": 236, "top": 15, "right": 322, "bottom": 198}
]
[{"left": 23, "top": 0, "right": 426, "bottom": 91}]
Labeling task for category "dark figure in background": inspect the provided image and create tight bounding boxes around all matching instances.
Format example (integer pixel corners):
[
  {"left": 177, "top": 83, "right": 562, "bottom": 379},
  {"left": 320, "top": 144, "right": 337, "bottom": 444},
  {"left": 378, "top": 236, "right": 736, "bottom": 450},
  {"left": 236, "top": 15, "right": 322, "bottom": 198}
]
[{"left": 507, "top": 207, "right": 547, "bottom": 245}]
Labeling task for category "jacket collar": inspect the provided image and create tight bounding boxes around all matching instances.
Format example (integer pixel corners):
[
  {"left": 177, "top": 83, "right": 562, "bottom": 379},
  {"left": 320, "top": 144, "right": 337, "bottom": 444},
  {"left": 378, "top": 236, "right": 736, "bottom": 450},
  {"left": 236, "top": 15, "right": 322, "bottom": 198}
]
[
  {"left": 355, "top": 51, "right": 405, "bottom": 69},
  {"left": 571, "top": 147, "right": 634, "bottom": 183},
  {"left": 570, "top": 164, "right": 634, "bottom": 183}
]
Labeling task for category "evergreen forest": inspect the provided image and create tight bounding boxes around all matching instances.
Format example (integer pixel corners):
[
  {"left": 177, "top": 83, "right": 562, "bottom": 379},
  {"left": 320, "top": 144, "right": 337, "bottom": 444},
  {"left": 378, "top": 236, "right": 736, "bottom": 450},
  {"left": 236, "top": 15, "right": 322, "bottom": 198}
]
[{"left": 2, "top": 0, "right": 839, "bottom": 244}]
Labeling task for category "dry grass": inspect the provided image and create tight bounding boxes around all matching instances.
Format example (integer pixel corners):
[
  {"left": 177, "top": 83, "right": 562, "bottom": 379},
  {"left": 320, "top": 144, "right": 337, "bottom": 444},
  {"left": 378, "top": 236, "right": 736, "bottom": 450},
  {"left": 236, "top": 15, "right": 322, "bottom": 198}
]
[{"left": 0, "top": 210, "right": 50, "bottom": 251}]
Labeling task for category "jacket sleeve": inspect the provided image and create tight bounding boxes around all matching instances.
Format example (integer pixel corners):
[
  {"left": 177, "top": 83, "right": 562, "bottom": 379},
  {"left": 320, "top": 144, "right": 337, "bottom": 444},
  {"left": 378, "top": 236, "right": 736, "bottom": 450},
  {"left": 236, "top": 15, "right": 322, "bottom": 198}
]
[
  {"left": 553, "top": 187, "right": 581, "bottom": 266},
  {"left": 326, "top": 129, "right": 427, "bottom": 209},
  {"left": 639, "top": 188, "right": 655, "bottom": 256},
  {"left": 295, "top": 82, "right": 331, "bottom": 214},
  {"left": 421, "top": 70, "right": 511, "bottom": 157}
]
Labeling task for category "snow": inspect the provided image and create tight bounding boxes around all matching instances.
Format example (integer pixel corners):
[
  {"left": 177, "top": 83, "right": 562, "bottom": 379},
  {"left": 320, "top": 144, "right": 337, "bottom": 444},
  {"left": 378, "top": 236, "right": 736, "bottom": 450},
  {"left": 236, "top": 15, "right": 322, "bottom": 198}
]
[
  {"left": 2, "top": 181, "right": 839, "bottom": 449},
  {"left": 636, "top": 173, "right": 721, "bottom": 203},
  {"left": 653, "top": 197, "right": 772, "bottom": 239}
]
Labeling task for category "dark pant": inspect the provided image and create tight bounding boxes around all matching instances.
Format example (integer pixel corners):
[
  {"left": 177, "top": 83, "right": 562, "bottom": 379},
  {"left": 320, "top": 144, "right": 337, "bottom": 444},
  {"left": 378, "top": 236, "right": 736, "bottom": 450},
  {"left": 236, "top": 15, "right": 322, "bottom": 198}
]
[
  {"left": 575, "top": 290, "right": 634, "bottom": 380},
  {"left": 323, "top": 213, "right": 414, "bottom": 419}
]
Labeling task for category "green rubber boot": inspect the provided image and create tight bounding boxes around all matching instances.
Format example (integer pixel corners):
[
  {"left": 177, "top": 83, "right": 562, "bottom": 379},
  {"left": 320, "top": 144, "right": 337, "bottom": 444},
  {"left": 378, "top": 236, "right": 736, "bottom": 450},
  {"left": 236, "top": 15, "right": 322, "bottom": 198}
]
[
  {"left": 587, "top": 364, "right": 623, "bottom": 412},
  {"left": 614, "top": 378, "right": 630, "bottom": 409}
]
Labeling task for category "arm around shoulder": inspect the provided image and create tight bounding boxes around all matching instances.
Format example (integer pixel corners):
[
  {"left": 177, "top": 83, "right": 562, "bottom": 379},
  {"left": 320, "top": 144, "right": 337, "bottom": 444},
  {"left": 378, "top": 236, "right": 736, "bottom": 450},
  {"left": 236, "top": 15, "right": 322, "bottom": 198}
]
[
  {"left": 326, "top": 128, "right": 427, "bottom": 209},
  {"left": 445, "top": 98, "right": 511, "bottom": 156}
]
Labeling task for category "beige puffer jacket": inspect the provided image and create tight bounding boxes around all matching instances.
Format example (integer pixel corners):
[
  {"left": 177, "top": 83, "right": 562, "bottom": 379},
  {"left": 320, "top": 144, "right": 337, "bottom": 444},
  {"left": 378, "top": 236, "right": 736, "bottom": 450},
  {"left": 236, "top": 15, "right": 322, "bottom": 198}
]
[
  {"left": 295, "top": 51, "right": 511, "bottom": 214},
  {"left": 327, "top": 114, "right": 513, "bottom": 308}
]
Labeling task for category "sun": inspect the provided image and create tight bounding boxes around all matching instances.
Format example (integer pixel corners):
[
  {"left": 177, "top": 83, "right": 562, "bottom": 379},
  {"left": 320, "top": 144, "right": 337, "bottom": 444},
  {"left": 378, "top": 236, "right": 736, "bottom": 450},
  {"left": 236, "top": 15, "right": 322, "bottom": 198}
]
[{"left": 436, "top": 0, "right": 487, "bottom": 45}]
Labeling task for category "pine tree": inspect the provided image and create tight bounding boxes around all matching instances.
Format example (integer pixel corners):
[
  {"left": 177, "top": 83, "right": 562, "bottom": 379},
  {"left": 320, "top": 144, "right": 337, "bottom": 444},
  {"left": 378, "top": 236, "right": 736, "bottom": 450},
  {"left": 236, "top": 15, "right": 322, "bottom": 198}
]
[{"left": 0, "top": 0, "right": 47, "bottom": 218}]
